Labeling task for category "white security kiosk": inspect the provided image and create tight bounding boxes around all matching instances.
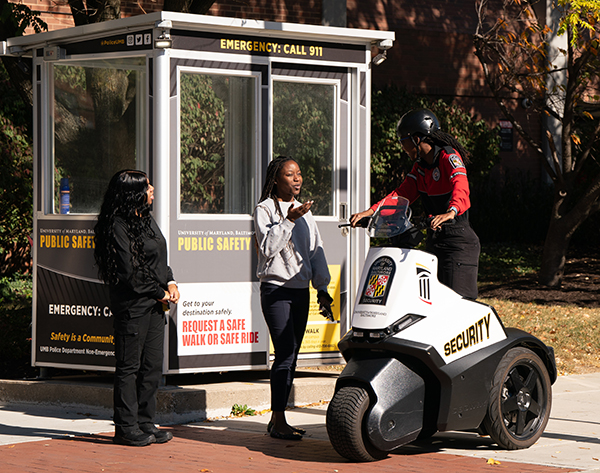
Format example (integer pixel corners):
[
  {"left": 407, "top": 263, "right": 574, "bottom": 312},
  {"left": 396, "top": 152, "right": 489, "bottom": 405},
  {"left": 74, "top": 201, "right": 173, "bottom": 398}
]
[{"left": 2, "top": 12, "right": 394, "bottom": 374}]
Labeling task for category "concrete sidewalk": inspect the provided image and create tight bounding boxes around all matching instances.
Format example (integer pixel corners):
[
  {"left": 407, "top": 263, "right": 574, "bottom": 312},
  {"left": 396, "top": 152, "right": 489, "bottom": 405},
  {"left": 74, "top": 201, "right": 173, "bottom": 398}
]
[
  {"left": 0, "top": 371, "right": 598, "bottom": 472},
  {"left": 183, "top": 372, "right": 600, "bottom": 472}
]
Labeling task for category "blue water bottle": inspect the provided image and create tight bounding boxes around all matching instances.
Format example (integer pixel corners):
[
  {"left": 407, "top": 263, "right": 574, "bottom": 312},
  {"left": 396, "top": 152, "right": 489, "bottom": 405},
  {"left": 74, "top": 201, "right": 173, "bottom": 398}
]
[{"left": 60, "top": 177, "right": 70, "bottom": 214}]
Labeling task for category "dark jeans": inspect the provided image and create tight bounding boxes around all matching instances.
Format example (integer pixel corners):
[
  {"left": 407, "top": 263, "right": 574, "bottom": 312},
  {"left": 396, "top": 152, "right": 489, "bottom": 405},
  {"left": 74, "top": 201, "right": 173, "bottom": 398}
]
[
  {"left": 113, "top": 305, "right": 164, "bottom": 433},
  {"left": 260, "top": 283, "right": 309, "bottom": 412},
  {"left": 427, "top": 222, "right": 480, "bottom": 300}
]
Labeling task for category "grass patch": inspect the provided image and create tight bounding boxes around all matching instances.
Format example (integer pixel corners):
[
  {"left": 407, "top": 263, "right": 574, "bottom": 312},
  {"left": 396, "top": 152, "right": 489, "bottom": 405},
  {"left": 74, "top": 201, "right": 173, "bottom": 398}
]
[
  {"left": 230, "top": 403, "right": 257, "bottom": 417},
  {"left": 478, "top": 243, "right": 541, "bottom": 283},
  {"left": 481, "top": 298, "right": 600, "bottom": 375}
]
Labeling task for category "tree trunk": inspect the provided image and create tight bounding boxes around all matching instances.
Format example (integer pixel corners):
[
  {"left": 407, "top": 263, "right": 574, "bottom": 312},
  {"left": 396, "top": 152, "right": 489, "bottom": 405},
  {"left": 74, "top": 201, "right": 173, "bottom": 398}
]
[
  {"left": 539, "top": 216, "right": 571, "bottom": 287},
  {"left": 539, "top": 183, "right": 600, "bottom": 286}
]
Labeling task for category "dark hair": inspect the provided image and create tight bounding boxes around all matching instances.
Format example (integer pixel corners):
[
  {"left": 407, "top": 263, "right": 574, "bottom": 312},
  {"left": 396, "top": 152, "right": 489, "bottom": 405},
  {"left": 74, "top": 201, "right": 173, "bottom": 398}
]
[
  {"left": 426, "top": 130, "right": 471, "bottom": 164},
  {"left": 258, "top": 156, "right": 299, "bottom": 220},
  {"left": 93, "top": 170, "right": 154, "bottom": 286}
]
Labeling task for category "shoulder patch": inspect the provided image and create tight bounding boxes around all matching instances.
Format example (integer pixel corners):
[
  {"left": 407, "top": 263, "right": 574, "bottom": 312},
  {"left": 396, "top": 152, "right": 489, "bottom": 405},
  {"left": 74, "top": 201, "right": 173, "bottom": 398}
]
[{"left": 448, "top": 153, "right": 465, "bottom": 169}]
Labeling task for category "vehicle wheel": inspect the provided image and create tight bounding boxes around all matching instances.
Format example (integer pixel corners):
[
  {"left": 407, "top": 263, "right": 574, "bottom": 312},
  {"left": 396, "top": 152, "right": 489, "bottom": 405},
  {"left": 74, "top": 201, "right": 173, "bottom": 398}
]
[
  {"left": 326, "top": 386, "right": 388, "bottom": 462},
  {"left": 483, "top": 347, "right": 552, "bottom": 450}
]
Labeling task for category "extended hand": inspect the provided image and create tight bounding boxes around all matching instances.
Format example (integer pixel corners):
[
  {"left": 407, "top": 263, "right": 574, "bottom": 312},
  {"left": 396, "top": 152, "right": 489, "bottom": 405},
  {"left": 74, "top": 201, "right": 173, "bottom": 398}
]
[{"left": 287, "top": 201, "right": 313, "bottom": 222}]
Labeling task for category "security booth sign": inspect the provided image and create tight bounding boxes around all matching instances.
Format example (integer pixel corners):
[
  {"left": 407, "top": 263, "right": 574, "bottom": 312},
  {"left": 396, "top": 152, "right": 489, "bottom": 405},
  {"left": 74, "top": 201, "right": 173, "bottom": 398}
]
[
  {"left": 36, "top": 220, "right": 114, "bottom": 368},
  {"left": 2, "top": 12, "right": 394, "bottom": 374}
]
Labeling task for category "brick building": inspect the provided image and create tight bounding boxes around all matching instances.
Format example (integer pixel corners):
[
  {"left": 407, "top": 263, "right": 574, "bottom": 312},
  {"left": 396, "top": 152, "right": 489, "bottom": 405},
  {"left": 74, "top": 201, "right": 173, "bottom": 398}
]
[{"left": 18, "top": 0, "right": 541, "bottom": 177}]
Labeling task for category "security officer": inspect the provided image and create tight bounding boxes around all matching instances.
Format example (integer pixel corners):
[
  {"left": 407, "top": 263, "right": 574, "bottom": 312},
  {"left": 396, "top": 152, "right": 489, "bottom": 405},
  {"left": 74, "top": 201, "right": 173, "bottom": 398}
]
[{"left": 351, "top": 108, "right": 480, "bottom": 299}]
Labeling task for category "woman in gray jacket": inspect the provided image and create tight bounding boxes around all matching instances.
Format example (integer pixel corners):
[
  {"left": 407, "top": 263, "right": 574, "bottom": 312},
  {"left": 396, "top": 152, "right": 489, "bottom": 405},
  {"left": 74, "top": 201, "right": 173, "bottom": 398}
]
[{"left": 254, "top": 156, "right": 332, "bottom": 440}]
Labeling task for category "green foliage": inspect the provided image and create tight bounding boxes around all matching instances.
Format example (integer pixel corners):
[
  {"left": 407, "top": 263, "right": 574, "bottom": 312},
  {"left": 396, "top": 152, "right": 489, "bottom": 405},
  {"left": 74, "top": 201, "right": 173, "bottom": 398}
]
[
  {"left": 179, "top": 73, "right": 227, "bottom": 213},
  {"left": 370, "top": 85, "right": 501, "bottom": 206},
  {"left": 273, "top": 82, "right": 334, "bottom": 216},
  {"left": 230, "top": 403, "right": 257, "bottom": 416},
  {"left": 0, "top": 273, "right": 33, "bottom": 378},
  {"left": 0, "top": 62, "right": 33, "bottom": 276},
  {"left": 478, "top": 243, "right": 541, "bottom": 283},
  {"left": 370, "top": 86, "right": 422, "bottom": 200},
  {"left": 1, "top": 3, "right": 47, "bottom": 36},
  {"left": 557, "top": 0, "right": 600, "bottom": 46},
  {"left": 54, "top": 64, "right": 87, "bottom": 93}
]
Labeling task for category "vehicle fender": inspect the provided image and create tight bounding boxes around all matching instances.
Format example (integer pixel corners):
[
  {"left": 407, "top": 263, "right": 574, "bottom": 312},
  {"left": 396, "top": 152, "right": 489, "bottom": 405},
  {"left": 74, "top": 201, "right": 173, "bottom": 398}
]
[
  {"left": 336, "top": 353, "right": 425, "bottom": 451},
  {"left": 436, "top": 326, "right": 557, "bottom": 432}
]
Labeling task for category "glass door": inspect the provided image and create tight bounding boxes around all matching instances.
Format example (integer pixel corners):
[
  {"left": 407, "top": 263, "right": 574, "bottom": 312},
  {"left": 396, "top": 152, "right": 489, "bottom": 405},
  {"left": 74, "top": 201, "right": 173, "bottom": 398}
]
[
  {"left": 168, "top": 59, "right": 269, "bottom": 373},
  {"left": 273, "top": 65, "right": 350, "bottom": 362}
]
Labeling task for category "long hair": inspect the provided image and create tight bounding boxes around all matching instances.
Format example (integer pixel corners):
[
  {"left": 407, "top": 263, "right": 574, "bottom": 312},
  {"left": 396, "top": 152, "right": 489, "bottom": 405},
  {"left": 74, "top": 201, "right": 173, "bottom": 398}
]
[
  {"left": 258, "top": 155, "right": 298, "bottom": 220},
  {"left": 426, "top": 130, "right": 471, "bottom": 164},
  {"left": 93, "top": 170, "right": 154, "bottom": 286}
]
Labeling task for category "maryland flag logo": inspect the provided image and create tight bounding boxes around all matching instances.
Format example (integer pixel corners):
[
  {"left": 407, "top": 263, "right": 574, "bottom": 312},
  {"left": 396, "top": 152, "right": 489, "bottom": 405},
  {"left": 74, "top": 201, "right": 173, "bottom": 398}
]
[
  {"left": 365, "top": 275, "right": 389, "bottom": 297},
  {"left": 359, "top": 256, "right": 395, "bottom": 306}
]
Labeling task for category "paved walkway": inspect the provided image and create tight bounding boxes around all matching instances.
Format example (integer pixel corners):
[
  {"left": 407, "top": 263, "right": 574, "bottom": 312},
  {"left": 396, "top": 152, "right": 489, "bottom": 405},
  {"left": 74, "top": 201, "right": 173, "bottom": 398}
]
[{"left": 1, "top": 372, "right": 599, "bottom": 472}]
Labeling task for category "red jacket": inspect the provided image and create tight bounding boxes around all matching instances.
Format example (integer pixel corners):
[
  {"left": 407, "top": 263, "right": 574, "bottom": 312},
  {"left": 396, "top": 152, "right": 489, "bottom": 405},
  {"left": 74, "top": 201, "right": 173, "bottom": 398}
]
[{"left": 371, "top": 146, "right": 471, "bottom": 219}]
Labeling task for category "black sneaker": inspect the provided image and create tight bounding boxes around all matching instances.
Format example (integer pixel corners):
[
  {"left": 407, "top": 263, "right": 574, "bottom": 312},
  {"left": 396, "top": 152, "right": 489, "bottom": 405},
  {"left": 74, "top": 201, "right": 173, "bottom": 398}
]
[
  {"left": 113, "top": 428, "right": 156, "bottom": 447},
  {"left": 139, "top": 423, "right": 174, "bottom": 444}
]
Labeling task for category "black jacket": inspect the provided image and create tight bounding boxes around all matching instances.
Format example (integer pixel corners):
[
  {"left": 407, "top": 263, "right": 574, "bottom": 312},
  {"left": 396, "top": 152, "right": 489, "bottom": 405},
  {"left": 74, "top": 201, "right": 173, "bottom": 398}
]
[{"left": 110, "top": 216, "right": 174, "bottom": 318}]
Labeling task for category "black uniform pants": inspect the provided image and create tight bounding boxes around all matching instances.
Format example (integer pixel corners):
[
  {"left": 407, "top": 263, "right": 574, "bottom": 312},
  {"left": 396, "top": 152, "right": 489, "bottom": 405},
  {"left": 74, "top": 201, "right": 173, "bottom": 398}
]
[
  {"left": 113, "top": 305, "right": 164, "bottom": 433},
  {"left": 260, "top": 283, "right": 309, "bottom": 412},
  {"left": 426, "top": 222, "right": 480, "bottom": 300}
]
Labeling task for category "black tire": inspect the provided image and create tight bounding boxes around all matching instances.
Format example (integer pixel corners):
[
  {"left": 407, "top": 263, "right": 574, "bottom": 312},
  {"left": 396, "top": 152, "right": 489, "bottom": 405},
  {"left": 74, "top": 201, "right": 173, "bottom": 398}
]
[
  {"left": 483, "top": 347, "right": 552, "bottom": 450},
  {"left": 326, "top": 386, "right": 388, "bottom": 462}
]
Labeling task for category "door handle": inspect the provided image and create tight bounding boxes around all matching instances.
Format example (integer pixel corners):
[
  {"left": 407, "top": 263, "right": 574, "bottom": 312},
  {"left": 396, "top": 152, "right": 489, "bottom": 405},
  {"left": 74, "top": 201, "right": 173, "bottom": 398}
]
[
  {"left": 339, "top": 202, "right": 348, "bottom": 222},
  {"left": 339, "top": 202, "right": 349, "bottom": 236}
]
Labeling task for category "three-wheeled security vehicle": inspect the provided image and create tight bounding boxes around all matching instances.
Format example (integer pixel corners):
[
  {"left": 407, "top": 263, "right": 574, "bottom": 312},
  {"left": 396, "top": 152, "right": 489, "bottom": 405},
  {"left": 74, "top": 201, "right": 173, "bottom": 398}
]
[{"left": 326, "top": 197, "right": 557, "bottom": 462}]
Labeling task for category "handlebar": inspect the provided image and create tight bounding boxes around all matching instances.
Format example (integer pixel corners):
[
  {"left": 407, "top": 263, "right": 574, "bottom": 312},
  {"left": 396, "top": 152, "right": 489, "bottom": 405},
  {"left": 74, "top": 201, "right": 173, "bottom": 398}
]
[
  {"left": 338, "top": 217, "right": 370, "bottom": 228},
  {"left": 340, "top": 215, "right": 454, "bottom": 230}
]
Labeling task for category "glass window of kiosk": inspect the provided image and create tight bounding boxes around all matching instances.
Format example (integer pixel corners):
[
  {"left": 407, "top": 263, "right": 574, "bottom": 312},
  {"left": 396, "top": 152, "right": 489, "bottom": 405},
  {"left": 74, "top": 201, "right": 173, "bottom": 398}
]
[
  {"left": 273, "top": 80, "right": 335, "bottom": 216},
  {"left": 179, "top": 71, "right": 256, "bottom": 215},
  {"left": 49, "top": 57, "right": 147, "bottom": 214}
]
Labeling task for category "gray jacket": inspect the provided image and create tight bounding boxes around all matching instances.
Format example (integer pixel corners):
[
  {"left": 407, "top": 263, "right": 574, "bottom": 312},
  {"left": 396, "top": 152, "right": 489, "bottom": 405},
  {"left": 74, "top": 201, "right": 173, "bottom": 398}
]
[{"left": 253, "top": 198, "right": 330, "bottom": 291}]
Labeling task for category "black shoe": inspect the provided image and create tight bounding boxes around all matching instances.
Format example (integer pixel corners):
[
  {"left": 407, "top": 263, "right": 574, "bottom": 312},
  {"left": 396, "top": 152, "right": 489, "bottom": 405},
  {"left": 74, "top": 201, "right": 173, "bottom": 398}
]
[
  {"left": 267, "top": 421, "right": 306, "bottom": 435},
  {"left": 139, "top": 423, "right": 174, "bottom": 444},
  {"left": 113, "top": 428, "right": 156, "bottom": 447},
  {"left": 269, "top": 428, "right": 303, "bottom": 440}
]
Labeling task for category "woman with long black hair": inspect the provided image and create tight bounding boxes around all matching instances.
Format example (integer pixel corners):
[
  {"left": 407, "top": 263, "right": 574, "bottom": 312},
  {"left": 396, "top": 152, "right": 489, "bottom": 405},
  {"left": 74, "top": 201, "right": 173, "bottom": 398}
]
[
  {"left": 94, "top": 170, "right": 179, "bottom": 446},
  {"left": 351, "top": 109, "right": 480, "bottom": 300},
  {"left": 254, "top": 156, "right": 333, "bottom": 440}
]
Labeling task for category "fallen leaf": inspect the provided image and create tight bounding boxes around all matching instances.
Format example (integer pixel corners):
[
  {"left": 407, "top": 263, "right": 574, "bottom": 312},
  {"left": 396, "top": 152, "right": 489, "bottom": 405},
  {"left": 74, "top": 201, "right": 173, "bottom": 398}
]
[{"left": 487, "top": 458, "right": 501, "bottom": 465}]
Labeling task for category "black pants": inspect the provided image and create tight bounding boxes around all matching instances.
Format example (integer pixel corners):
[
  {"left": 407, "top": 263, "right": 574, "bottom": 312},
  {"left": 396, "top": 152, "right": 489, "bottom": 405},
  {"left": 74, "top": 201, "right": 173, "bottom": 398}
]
[
  {"left": 426, "top": 222, "right": 480, "bottom": 299},
  {"left": 113, "top": 305, "right": 164, "bottom": 433},
  {"left": 260, "top": 283, "right": 309, "bottom": 412}
]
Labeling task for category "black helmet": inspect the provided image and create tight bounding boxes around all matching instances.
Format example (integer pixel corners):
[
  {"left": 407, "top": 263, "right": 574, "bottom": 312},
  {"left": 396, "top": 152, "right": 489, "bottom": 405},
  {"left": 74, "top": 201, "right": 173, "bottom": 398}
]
[{"left": 396, "top": 109, "right": 440, "bottom": 138}]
